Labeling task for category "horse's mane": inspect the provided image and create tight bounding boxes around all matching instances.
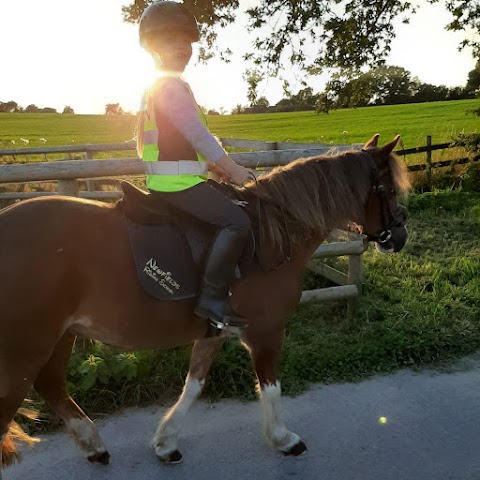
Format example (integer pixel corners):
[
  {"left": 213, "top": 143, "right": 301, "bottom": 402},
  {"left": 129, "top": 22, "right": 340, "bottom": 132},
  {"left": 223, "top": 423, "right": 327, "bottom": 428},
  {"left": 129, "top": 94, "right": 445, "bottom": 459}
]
[{"left": 242, "top": 149, "right": 410, "bottom": 253}]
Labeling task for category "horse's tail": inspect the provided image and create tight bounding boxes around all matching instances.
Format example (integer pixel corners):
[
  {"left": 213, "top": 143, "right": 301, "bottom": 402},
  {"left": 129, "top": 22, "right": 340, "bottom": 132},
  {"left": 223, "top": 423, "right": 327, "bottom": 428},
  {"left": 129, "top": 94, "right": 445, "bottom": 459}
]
[{"left": 2, "top": 409, "right": 39, "bottom": 467}]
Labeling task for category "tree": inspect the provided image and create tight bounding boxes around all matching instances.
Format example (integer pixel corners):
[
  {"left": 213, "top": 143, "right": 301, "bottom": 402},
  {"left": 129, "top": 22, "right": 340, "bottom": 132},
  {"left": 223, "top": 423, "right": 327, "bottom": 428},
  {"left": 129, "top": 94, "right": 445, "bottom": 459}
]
[
  {"left": 413, "top": 83, "right": 450, "bottom": 103},
  {"left": 122, "top": 1, "right": 480, "bottom": 74},
  {"left": 0, "top": 101, "right": 18, "bottom": 113},
  {"left": 466, "top": 60, "right": 480, "bottom": 96},
  {"left": 315, "top": 93, "right": 331, "bottom": 114},
  {"left": 273, "top": 98, "right": 296, "bottom": 113},
  {"left": 25, "top": 104, "right": 40, "bottom": 113},
  {"left": 244, "top": 95, "right": 269, "bottom": 113},
  {"left": 231, "top": 104, "right": 245, "bottom": 115},
  {"left": 255, "top": 96, "right": 270, "bottom": 108},
  {"left": 105, "top": 103, "right": 125, "bottom": 115},
  {"left": 326, "top": 73, "right": 376, "bottom": 108},
  {"left": 243, "top": 69, "right": 264, "bottom": 106},
  {"left": 370, "top": 66, "right": 416, "bottom": 105},
  {"left": 446, "top": 86, "right": 469, "bottom": 101},
  {"left": 290, "top": 87, "right": 318, "bottom": 111},
  {"left": 63, "top": 106, "right": 75, "bottom": 114}
]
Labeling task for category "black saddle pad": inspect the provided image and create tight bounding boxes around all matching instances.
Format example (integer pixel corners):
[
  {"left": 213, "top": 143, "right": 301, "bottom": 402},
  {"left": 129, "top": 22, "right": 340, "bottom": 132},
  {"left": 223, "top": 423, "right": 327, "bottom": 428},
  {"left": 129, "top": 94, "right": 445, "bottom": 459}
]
[
  {"left": 123, "top": 216, "right": 199, "bottom": 300},
  {"left": 118, "top": 180, "right": 256, "bottom": 301}
]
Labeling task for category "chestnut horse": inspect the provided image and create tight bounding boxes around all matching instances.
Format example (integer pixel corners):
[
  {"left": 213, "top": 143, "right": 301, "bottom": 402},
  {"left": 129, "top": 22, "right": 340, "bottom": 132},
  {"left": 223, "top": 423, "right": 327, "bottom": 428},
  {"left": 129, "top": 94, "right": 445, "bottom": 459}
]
[{"left": 0, "top": 135, "right": 410, "bottom": 475}]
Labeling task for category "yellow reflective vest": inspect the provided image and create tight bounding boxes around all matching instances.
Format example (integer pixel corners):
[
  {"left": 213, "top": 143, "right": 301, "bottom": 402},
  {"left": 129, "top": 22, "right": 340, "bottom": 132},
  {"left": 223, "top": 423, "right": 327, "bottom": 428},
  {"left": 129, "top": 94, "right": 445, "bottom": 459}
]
[{"left": 140, "top": 78, "right": 208, "bottom": 192}]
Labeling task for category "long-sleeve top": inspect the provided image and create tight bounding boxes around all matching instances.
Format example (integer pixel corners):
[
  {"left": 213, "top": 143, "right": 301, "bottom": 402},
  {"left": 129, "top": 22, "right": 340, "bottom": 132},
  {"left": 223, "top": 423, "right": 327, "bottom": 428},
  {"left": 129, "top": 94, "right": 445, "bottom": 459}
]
[{"left": 152, "top": 77, "right": 226, "bottom": 163}]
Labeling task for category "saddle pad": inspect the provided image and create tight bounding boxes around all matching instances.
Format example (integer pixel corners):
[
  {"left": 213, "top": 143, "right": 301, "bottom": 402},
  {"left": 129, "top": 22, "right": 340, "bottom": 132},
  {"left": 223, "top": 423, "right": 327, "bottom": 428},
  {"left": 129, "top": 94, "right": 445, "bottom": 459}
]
[{"left": 123, "top": 215, "right": 199, "bottom": 300}]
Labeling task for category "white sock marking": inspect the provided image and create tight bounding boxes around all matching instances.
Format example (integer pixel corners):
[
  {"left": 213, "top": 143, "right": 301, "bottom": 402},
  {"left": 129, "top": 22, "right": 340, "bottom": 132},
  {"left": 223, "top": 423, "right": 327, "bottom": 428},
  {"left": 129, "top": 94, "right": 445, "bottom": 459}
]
[
  {"left": 154, "top": 375, "right": 204, "bottom": 459},
  {"left": 66, "top": 418, "right": 106, "bottom": 456},
  {"left": 259, "top": 381, "right": 301, "bottom": 452}
]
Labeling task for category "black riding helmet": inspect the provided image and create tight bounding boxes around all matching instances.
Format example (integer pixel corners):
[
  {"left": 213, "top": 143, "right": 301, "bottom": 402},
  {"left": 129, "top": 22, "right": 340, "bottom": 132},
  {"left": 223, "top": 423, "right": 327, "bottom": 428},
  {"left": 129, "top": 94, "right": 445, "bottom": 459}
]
[{"left": 139, "top": 1, "right": 200, "bottom": 50}]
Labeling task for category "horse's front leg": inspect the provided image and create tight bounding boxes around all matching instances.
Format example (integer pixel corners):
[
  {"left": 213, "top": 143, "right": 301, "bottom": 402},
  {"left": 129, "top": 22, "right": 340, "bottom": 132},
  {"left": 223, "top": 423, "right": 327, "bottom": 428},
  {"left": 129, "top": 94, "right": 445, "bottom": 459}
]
[
  {"left": 153, "top": 337, "right": 225, "bottom": 463},
  {"left": 244, "top": 329, "right": 307, "bottom": 456}
]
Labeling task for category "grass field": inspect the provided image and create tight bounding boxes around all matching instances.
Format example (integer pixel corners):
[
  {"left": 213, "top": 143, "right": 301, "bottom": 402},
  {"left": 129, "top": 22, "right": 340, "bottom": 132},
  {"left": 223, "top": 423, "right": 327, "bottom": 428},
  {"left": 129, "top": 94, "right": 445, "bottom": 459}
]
[
  {"left": 0, "top": 99, "right": 479, "bottom": 151},
  {"left": 2, "top": 100, "right": 479, "bottom": 430}
]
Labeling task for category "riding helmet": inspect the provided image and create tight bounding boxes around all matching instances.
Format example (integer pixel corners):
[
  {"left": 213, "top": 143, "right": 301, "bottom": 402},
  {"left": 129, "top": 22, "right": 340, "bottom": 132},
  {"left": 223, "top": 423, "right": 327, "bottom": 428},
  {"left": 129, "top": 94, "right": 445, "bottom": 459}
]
[{"left": 139, "top": 1, "right": 200, "bottom": 50}]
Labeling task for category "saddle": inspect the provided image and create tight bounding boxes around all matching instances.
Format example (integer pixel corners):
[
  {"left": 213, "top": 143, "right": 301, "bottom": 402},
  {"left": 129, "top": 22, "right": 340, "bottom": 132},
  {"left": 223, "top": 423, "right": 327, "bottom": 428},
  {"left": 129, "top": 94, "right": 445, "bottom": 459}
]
[{"left": 117, "top": 181, "right": 255, "bottom": 301}]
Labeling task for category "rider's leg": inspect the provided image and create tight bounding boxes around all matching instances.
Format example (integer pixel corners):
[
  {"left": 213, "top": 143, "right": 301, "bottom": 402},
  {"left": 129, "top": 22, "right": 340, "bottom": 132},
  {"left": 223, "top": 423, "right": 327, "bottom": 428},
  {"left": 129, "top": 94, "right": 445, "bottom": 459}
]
[{"left": 151, "top": 182, "right": 250, "bottom": 331}]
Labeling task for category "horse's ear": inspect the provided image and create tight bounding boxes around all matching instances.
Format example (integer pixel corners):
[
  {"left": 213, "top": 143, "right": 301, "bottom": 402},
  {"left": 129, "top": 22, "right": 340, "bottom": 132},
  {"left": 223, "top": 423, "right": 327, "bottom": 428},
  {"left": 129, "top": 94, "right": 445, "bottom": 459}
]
[
  {"left": 363, "top": 134, "right": 380, "bottom": 150},
  {"left": 379, "top": 135, "right": 401, "bottom": 157}
]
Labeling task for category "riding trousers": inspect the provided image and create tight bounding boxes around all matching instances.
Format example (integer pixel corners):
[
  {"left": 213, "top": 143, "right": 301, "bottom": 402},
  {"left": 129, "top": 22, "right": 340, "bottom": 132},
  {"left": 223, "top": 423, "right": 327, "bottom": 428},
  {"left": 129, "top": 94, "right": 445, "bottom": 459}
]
[{"left": 149, "top": 181, "right": 251, "bottom": 237}]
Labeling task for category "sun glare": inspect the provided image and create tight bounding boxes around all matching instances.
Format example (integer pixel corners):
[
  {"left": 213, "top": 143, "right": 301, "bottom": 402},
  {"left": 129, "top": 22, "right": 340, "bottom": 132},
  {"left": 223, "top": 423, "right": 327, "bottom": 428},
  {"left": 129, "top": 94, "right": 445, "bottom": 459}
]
[{"left": 112, "top": 48, "right": 159, "bottom": 115}]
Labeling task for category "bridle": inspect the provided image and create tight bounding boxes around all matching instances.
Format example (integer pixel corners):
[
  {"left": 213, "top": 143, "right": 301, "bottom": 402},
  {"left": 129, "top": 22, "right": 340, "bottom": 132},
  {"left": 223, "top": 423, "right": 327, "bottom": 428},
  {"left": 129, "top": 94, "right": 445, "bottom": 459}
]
[
  {"left": 243, "top": 154, "right": 406, "bottom": 265},
  {"left": 363, "top": 153, "right": 407, "bottom": 245}
]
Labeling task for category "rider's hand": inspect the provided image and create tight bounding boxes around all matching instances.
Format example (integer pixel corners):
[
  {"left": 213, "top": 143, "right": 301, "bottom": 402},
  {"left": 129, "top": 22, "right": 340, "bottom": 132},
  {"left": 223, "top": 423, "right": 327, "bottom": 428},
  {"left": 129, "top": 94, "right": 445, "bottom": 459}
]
[
  {"left": 228, "top": 165, "right": 250, "bottom": 186},
  {"left": 215, "top": 154, "right": 250, "bottom": 186},
  {"left": 208, "top": 162, "right": 230, "bottom": 183}
]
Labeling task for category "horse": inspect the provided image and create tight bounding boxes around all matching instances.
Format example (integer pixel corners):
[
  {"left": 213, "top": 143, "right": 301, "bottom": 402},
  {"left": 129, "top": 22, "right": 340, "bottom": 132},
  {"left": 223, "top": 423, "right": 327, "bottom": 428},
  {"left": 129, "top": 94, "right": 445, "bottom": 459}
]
[{"left": 0, "top": 134, "right": 410, "bottom": 475}]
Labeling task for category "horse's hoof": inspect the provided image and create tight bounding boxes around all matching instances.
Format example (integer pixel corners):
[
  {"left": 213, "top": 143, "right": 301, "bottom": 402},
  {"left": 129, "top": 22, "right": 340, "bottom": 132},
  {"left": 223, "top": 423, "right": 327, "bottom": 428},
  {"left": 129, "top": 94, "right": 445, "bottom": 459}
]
[
  {"left": 88, "top": 450, "right": 110, "bottom": 465},
  {"left": 282, "top": 441, "right": 307, "bottom": 457},
  {"left": 159, "top": 449, "right": 183, "bottom": 464}
]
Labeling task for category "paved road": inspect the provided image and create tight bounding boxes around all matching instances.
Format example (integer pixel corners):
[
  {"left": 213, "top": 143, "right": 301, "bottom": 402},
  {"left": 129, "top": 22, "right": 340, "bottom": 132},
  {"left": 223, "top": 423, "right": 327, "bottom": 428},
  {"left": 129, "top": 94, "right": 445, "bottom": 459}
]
[{"left": 7, "top": 360, "right": 480, "bottom": 480}]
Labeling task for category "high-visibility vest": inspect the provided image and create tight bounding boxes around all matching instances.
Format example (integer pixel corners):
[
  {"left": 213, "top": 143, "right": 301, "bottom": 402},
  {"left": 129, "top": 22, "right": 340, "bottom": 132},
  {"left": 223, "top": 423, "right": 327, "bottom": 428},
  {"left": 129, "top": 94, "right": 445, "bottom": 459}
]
[{"left": 141, "top": 78, "right": 208, "bottom": 192}]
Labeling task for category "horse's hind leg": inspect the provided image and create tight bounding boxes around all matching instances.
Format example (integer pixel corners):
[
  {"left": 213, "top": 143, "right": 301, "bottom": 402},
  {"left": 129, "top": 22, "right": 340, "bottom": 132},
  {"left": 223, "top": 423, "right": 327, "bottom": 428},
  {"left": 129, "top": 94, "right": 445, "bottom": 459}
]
[
  {"left": 243, "top": 329, "right": 307, "bottom": 456},
  {"left": 0, "top": 387, "right": 31, "bottom": 472},
  {"left": 0, "top": 339, "right": 56, "bottom": 470},
  {"left": 33, "top": 332, "right": 109, "bottom": 464},
  {"left": 153, "top": 337, "right": 225, "bottom": 464}
]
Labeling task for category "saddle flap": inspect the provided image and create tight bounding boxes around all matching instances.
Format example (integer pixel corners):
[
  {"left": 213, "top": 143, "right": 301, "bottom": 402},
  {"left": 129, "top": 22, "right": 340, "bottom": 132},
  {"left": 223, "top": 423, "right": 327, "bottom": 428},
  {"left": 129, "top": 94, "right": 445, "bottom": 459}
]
[{"left": 123, "top": 214, "right": 199, "bottom": 300}]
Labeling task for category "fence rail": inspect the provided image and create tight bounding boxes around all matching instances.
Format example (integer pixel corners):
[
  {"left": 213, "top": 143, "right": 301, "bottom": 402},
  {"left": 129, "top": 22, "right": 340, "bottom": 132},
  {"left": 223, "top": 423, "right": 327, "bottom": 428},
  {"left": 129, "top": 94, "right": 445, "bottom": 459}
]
[
  {"left": 0, "top": 136, "right": 473, "bottom": 307},
  {"left": 0, "top": 136, "right": 471, "bottom": 188},
  {"left": 0, "top": 137, "right": 456, "bottom": 157}
]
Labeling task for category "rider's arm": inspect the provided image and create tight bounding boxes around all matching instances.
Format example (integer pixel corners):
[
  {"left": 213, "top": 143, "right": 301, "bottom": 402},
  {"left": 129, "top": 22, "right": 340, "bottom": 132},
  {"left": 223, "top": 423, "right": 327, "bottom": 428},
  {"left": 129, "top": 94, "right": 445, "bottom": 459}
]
[{"left": 154, "top": 79, "right": 249, "bottom": 185}]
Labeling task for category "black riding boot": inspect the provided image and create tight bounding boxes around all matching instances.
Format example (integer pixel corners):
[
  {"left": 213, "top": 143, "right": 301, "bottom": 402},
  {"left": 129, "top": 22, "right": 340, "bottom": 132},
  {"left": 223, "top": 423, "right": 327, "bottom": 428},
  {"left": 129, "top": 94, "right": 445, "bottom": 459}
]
[{"left": 195, "top": 228, "right": 248, "bottom": 333}]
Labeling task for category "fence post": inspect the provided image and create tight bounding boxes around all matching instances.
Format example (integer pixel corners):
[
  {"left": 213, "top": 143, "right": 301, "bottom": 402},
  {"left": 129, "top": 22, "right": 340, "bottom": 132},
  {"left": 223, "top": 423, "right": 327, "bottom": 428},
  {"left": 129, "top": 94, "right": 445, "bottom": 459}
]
[
  {"left": 57, "top": 180, "right": 79, "bottom": 197},
  {"left": 426, "top": 135, "right": 432, "bottom": 188},
  {"left": 347, "top": 252, "right": 363, "bottom": 318},
  {"left": 85, "top": 151, "right": 96, "bottom": 191}
]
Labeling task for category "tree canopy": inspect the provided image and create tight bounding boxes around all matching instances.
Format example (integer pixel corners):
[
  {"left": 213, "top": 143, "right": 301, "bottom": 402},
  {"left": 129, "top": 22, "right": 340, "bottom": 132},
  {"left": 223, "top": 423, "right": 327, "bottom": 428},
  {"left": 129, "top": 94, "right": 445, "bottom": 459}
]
[
  {"left": 122, "top": 0, "right": 480, "bottom": 74},
  {"left": 466, "top": 60, "right": 480, "bottom": 95}
]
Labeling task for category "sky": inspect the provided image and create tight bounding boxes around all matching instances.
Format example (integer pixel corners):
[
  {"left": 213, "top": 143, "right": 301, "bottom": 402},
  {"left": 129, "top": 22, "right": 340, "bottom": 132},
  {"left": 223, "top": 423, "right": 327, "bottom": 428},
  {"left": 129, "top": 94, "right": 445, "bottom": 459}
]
[{"left": 0, "top": 0, "right": 477, "bottom": 115}]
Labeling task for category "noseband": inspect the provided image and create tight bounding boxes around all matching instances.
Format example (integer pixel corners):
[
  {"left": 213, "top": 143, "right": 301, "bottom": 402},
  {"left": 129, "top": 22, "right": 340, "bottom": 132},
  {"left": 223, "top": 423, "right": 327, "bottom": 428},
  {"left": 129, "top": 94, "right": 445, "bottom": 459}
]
[{"left": 363, "top": 154, "right": 406, "bottom": 245}]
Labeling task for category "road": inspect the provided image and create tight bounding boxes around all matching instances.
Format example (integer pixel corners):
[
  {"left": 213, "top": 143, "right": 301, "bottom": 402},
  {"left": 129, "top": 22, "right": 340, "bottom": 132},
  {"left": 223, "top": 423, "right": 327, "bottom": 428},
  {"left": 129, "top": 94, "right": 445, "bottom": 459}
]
[{"left": 7, "top": 359, "right": 480, "bottom": 480}]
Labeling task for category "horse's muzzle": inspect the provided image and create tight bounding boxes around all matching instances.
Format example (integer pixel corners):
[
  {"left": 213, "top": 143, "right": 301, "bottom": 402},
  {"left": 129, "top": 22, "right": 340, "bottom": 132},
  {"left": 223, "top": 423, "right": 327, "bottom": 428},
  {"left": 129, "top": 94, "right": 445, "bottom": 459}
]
[
  {"left": 371, "top": 205, "right": 408, "bottom": 253},
  {"left": 375, "top": 225, "right": 408, "bottom": 253}
]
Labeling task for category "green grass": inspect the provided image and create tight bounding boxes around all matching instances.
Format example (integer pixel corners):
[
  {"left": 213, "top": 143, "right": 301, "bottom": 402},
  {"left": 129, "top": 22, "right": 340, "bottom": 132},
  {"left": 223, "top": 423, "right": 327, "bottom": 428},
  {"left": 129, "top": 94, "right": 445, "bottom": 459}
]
[
  {"left": 0, "top": 113, "right": 136, "bottom": 147},
  {"left": 1, "top": 99, "right": 479, "bottom": 150},
  {"left": 208, "top": 99, "right": 480, "bottom": 147}
]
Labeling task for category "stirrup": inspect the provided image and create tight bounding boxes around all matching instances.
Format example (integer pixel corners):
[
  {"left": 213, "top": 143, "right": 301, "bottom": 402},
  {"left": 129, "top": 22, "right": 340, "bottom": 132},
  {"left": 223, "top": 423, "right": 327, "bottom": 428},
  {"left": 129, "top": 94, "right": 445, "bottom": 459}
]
[
  {"left": 223, "top": 313, "right": 248, "bottom": 328},
  {"left": 204, "top": 315, "right": 247, "bottom": 338}
]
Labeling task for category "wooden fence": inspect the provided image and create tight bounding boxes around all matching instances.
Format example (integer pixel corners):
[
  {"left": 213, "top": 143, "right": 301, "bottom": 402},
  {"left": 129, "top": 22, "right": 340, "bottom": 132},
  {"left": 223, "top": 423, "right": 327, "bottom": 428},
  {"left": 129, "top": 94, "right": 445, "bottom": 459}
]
[{"left": 0, "top": 136, "right": 471, "bottom": 306}]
